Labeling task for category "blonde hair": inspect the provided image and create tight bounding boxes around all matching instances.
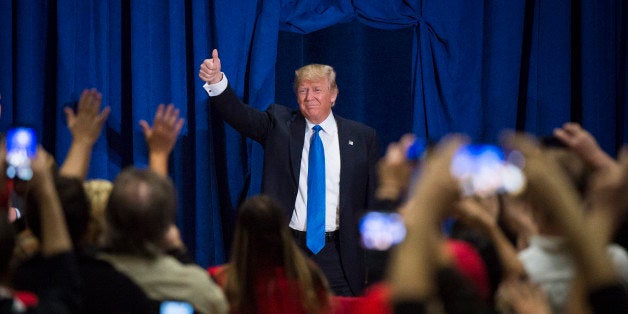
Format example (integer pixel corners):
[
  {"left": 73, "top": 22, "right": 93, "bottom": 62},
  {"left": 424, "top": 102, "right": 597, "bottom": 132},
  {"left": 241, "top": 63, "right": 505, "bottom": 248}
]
[
  {"left": 294, "top": 64, "right": 338, "bottom": 94},
  {"left": 83, "top": 179, "right": 113, "bottom": 248}
]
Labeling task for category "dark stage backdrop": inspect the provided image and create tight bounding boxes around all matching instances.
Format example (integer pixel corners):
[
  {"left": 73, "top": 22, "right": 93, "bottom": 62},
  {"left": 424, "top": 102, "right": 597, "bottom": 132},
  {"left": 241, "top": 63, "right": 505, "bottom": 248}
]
[{"left": 1, "top": 0, "right": 626, "bottom": 267}]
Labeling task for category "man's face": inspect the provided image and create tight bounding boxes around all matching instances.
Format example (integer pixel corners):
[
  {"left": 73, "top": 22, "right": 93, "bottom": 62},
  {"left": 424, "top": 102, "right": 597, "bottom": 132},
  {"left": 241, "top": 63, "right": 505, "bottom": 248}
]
[{"left": 296, "top": 77, "right": 337, "bottom": 124}]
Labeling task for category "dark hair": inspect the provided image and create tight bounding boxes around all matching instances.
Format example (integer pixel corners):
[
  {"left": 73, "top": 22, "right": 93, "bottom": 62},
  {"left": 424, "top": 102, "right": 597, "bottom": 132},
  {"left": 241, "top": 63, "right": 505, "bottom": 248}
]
[
  {"left": 236, "top": 194, "right": 287, "bottom": 255},
  {"left": 25, "top": 176, "right": 91, "bottom": 250},
  {"left": 226, "top": 194, "right": 330, "bottom": 314},
  {"left": 104, "top": 167, "right": 176, "bottom": 258}
]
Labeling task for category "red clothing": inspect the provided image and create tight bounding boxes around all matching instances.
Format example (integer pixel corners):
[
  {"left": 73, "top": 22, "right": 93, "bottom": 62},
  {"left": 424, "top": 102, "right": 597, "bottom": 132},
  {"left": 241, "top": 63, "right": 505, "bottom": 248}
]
[
  {"left": 343, "top": 283, "right": 391, "bottom": 314},
  {"left": 445, "top": 239, "right": 491, "bottom": 300},
  {"left": 209, "top": 265, "right": 330, "bottom": 314},
  {"left": 254, "top": 267, "right": 311, "bottom": 314}
]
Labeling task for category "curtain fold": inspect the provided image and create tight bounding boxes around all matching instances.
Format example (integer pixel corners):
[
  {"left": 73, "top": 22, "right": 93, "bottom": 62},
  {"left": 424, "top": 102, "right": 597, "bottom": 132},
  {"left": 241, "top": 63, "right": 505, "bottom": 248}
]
[
  {"left": 579, "top": 0, "right": 624, "bottom": 154},
  {"left": 354, "top": 0, "right": 419, "bottom": 29},
  {"left": 280, "top": 0, "right": 354, "bottom": 33},
  {"left": 55, "top": 0, "right": 120, "bottom": 179},
  {"left": 189, "top": 0, "right": 225, "bottom": 267},
  {"left": 0, "top": 0, "right": 13, "bottom": 132}
]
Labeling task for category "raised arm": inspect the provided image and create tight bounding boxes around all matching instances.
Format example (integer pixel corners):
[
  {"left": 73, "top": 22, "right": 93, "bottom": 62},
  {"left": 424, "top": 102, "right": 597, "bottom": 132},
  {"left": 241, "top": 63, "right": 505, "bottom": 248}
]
[
  {"left": 138, "top": 105, "right": 191, "bottom": 261},
  {"left": 455, "top": 197, "right": 527, "bottom": 281},
  {"left": 30, "top": 147, "right": 83, "bottom": 312},
  {"left": 553, "top": 122, "right": 616, "bottom": 170},
  {"left": 554, "top": 123, "right": 627, "bottom": 243},
  {"left": 375, "top": 133, "right": 416, "bottom": 203},
  {"left": 59, "top": 88, "right": 111, "bottom": 179},
  {"left": 585, "top": 146, "right": 628, "bottom": 248},
  {"left": 389, "top": 136, "right": 464, "bottom": 304},
  {"left": 31, "top": 146, "right": 72, "bottom": 256},
  {"left": 139, "top": 103, "right": 185, "bottom": 176}
]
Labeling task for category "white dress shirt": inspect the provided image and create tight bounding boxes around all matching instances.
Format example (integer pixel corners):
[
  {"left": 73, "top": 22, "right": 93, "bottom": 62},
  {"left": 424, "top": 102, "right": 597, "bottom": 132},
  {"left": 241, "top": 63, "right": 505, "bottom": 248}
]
[{"left": 289, "top": 115, "right": 341, "bottom": 232}]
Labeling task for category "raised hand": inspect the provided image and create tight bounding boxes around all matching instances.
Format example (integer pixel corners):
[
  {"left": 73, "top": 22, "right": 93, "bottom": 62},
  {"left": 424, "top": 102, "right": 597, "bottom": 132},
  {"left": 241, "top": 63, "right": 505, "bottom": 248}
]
[
  {"left": 199, "top": 49, "right": 223, "bottom": 84},
  {"left": 31, "top": 145, "right": 56, "bottom": 182},
  {"left": 375, "top": 133, "right": 416, "bottom": 201},
  {"left": 139, "top": 103, "right": 185, "bottom": 176},
  {"left": 401, "top": 135, "right": 467, "bottom": 222},
  {"left": 64, "top": 88, "right": 111, "bottom": 146},
  {"left": 60, "top": 88, "right": 110, "bottom": 179},
  {"left": 553, "top": 122, "right": 615, "bottom": 169}
]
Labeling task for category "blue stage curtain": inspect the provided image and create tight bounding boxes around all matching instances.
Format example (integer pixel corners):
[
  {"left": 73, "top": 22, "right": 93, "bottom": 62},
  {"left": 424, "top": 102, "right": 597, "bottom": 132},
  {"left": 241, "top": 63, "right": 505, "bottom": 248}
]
[{"left": 1, "top": 0, "right": 625, "bottom": 266}]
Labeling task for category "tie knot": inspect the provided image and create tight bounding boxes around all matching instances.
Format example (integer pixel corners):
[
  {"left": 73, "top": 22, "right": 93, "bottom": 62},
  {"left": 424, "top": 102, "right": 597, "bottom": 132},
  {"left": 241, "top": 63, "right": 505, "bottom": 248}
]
[{"left": 313, "top": 125, "right": 322, "bottom": 133}]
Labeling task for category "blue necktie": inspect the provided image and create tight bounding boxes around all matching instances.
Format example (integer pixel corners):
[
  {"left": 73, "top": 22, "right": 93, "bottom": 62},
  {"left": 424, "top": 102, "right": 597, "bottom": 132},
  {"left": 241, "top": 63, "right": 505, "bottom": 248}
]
[{"left": 307, "top": 125, "right": 325, "bottom": 254}]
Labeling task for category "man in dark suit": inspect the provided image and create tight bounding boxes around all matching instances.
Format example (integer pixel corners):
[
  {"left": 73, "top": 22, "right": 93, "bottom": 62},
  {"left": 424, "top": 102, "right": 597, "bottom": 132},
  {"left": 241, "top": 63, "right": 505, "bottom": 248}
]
[{"left": 199, "top": 49, "right": 379, "bottom": 296}]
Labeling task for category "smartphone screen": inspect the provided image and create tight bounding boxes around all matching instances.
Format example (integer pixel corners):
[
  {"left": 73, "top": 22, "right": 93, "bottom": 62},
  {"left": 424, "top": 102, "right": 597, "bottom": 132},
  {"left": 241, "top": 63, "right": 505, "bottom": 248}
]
[
  {"left": 5, "top": 127, "right": 37, "bottom": 181},
  {"left": 450, "top": 144, "right": 525, "bottom": 197},
  {"left": 160, "top": 301, "right": 194, "bottom": 314},
  {"left": 359, "top": 211, "right": 406, "bottom": 251}
]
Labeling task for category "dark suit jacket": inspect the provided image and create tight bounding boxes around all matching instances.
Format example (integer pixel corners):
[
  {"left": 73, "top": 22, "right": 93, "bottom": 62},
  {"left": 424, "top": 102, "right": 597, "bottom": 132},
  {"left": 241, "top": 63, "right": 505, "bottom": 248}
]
[{"left": 210, "top": 84, "right": 380, "bottom": 295}]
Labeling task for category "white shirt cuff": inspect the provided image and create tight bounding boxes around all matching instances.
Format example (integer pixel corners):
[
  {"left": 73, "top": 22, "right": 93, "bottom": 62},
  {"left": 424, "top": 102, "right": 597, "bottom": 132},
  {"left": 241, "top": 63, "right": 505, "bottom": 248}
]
[{"left": 202, "top": 73, "right": 228, "bottom": 96}]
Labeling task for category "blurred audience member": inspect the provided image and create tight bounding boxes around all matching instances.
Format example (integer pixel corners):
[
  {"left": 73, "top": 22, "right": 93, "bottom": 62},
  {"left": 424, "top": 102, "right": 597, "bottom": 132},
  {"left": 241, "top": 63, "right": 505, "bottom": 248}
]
[
  {"left": 212, "top": 194, "right": 332, "bottom": 314},
  {"left": 1, "top": 147, "right": 81, "bottom": 313},
  {"left": 139, "top": 103, "right": 191, "bottom": 263},
  {"left": 507, "top": 132, "right": 628, "bottom": 314},
  {"left": 387, "top": 135, "right": 494, "bottom": 313},
  {"left": 99, "top": 167, "right": 228, "bottom": 314},
  {"left": 516, "top": 126, "right": 628, "bottom": 313}
]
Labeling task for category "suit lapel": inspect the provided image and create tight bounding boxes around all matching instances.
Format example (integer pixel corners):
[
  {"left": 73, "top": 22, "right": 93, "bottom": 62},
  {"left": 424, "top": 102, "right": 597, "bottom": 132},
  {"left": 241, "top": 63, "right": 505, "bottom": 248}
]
[
  {"left": 289, "top": 114, "right": 306, "bottom": 187},
  {"left": 336, "top": 116, "right": 351, "bottom": 211}
]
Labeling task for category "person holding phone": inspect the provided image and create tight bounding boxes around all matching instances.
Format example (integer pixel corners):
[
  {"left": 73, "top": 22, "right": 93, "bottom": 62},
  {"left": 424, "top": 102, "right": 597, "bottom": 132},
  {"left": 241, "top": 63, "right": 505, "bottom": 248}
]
[
  {"left": 0, "top": 146, "right": 82, "bottom": 313},
  {"left": 200, "top": 50, "right": 380, "bottom": 296}
]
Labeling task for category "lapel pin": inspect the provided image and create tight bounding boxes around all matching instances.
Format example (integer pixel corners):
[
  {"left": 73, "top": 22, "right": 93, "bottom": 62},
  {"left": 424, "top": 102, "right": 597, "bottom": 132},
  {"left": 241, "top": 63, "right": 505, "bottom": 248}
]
[{"left": 348, "top": 140, "right": 354, "bottom": 146}]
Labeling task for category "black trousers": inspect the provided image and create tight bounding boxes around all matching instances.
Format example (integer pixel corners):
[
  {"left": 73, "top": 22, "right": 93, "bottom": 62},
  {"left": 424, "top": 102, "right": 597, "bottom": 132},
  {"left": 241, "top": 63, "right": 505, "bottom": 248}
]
[{"left": 291, "top": 229, "right": 354, "bottom": 296}]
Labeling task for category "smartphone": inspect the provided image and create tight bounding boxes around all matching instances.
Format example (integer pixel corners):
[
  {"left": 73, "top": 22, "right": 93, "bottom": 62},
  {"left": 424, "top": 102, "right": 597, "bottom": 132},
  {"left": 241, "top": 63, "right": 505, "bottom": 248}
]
[
  {"left": 160, "top": 301, "right": 194, "bottom": 314},
  {"left": 5, "top": 127, "right": 37, "bottom": 181},
  {"left": 359, "top": 211, "right": 406, "bottom": 251},
  {"left": 450, "top": 144, "right": 525, "bottom": 197}
]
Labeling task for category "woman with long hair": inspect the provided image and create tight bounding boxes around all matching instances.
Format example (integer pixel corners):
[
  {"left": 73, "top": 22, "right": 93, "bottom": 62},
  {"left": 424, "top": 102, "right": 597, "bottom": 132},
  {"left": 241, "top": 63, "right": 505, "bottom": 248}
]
[{"left": 219, "top": 194, "right": 332, "bottom": 314}]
